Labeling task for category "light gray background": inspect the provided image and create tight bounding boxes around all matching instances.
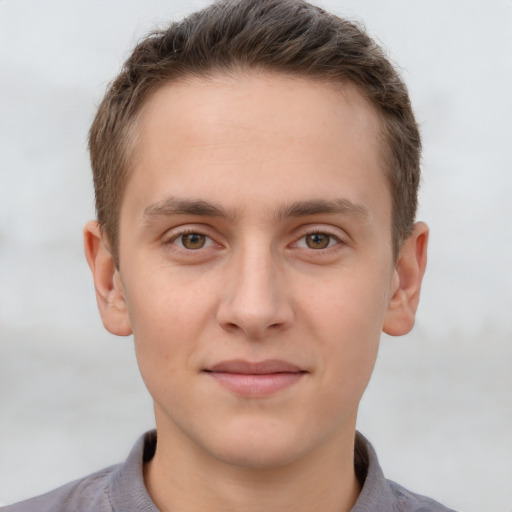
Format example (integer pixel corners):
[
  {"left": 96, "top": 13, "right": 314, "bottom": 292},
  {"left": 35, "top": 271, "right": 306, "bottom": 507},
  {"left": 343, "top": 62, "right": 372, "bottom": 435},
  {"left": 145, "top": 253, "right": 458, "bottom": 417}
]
[{"left": 1, "top": 1, "right": 511, "bottom": 510}]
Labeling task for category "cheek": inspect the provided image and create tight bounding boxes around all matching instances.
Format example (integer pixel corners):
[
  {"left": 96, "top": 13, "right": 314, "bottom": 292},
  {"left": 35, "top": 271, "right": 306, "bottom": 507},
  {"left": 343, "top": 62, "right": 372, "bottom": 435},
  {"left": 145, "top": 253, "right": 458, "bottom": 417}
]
[
  {"left": 300, "top": 270, "right": 389, "bottom": 402},
  {"left": 313, "top": 318, "right": 380, "bottom": 431},
  {"left": 126, "top": 286, "right": 208, "bottom": 415},
  {"left": 321, "top": 312, "right": 380, "bottom": 399},
  {"left": 303, "top": 267, "right": 390, "bottom": 340},
  {"left": 122, "top": 267, "right": 215, "bottom": 376},
  {"left": 125, "top": 258, "right": 212, "bottom": 329}
]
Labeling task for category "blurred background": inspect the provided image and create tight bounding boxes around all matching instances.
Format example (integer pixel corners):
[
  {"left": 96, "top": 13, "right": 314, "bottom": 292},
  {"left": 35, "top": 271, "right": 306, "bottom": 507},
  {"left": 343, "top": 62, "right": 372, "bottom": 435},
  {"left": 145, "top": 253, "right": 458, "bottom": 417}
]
[{"left": 1, "top": 1, "right": 511, "bottom": 510}]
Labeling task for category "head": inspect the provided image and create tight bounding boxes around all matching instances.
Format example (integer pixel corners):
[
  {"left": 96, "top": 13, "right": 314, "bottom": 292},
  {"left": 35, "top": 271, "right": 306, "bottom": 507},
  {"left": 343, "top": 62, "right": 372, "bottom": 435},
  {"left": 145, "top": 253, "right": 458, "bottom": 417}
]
[
  {"left": 89, "top": 0, "right": 421, "bottom": 267},
  {"left": 84, "top": 0, "right": 428, "bottom": 474}
]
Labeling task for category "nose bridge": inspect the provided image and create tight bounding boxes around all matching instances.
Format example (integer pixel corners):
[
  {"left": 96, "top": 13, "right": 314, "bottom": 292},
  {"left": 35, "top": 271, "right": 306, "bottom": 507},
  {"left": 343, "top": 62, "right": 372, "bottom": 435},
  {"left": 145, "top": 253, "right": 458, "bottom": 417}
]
[{"left": 217, "top": 235, "right": 292, "bottom": 338}]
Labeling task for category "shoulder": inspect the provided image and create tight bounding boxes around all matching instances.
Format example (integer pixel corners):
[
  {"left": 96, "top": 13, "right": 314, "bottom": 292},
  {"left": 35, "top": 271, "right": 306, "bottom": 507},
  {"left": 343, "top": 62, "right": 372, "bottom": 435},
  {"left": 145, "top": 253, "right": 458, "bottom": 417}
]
[
  {"left": 0, "top": 465, "right": 118, "bottom": 512},
  {"left": 387, "top": 480, "right": 458, "bottom": 512},
  {"left": 1, "top": 431, "right": 157, "bottom": 512},
  {"left": 353, "top": 432, "right": 458, "bottom": 512}
]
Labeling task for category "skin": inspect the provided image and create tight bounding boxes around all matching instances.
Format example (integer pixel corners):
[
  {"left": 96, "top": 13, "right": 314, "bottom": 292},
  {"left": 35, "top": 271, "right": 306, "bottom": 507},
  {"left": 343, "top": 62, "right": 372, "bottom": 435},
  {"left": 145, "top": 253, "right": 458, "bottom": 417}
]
[{"left": 84, "top": 72, "right": 428, "bottom": 512}]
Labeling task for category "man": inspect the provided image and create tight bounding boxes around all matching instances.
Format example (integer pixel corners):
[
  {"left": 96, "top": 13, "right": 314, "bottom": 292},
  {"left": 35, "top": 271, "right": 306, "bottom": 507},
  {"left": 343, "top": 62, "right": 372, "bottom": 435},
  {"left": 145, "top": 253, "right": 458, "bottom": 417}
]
[{"left": 2, "top": 0, "right": 456, "bottom": 510}]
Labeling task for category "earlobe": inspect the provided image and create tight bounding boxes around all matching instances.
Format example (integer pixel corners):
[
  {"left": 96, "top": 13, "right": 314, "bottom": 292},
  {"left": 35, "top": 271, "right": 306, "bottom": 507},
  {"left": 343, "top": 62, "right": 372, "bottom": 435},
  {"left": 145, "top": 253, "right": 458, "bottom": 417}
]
[
  {"left": 83, "top": 221, "right": 133, "bottom": 336},
  {"left": 383, "top": 222, "right": 429, "bottom": 337}
]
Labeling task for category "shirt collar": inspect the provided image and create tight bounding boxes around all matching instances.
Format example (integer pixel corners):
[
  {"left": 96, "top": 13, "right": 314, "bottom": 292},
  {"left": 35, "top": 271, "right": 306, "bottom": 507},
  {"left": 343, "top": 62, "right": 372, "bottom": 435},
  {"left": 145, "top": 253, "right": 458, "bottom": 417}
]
[
  {"left": 351, "top": 431, "right": 396, "bottom": 511},
  {"left": 108, "top": 430, "right": 395, "bottom": 512}
]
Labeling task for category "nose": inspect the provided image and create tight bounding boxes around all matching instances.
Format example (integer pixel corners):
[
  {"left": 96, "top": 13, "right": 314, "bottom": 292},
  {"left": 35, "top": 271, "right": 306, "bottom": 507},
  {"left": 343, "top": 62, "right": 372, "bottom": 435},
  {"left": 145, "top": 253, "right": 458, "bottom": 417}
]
[{"left": 216, "top": 243, "right": 294, "bottom": 339}]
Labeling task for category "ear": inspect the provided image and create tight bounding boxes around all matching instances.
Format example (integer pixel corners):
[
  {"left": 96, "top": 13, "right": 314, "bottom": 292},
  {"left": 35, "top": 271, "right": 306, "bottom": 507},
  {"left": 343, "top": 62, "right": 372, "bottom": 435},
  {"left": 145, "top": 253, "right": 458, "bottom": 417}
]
[
  {"left": 83, "top": 221, "right": 132, "bottom": 336},
  {"left": 383, "top": 222, "right": 429, "bottom": 336}
]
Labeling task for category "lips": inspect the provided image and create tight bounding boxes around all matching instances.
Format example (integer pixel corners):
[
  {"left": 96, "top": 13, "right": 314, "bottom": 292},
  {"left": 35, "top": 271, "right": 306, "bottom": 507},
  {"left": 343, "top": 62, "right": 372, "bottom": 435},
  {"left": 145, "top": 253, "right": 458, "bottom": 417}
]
[
  {"left": 204, "top": 359, "right": 306, "bottom": 396},
  {"left": 208, "top": 359, "right": 304, "bottom": 374}
]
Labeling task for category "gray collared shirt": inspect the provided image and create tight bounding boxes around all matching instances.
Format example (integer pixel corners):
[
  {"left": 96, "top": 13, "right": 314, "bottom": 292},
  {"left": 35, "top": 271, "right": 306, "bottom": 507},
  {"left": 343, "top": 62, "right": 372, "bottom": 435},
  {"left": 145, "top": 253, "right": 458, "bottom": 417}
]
[{"left": 1, "top": 431, "right": 456, "bottom": 512}]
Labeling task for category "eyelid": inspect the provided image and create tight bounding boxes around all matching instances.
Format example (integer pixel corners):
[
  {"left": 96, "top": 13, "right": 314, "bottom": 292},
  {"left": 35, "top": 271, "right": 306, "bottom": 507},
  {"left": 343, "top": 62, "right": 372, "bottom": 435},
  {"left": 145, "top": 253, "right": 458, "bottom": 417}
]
[
  {"left": 176, "top": 233, "right": 214, "bottom": 250},
  {"left": 295, "top": 224, "right": 346, "bottom": 240},
  {"left": 294, "top": 232, "right": 340, "bottom": 249},
  {"left": 161, "top": 223, "right": 348, "bottom": 252},
  {"left": 162, "top": 225, "right": 219, "bottom": 249}
]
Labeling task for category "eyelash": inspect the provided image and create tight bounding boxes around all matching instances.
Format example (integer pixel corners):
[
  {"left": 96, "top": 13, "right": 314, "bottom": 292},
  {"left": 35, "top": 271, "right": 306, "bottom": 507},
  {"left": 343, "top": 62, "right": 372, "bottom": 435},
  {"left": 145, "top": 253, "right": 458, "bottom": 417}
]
[
  {"left": 163, "top": 227, "right": 345, "bottom": 253},
  {"left": 294, "top": 230, "right": 343, "bottom": 251},
  {"left": 164, "top": 228, "right": 216, "bottom": 250}
]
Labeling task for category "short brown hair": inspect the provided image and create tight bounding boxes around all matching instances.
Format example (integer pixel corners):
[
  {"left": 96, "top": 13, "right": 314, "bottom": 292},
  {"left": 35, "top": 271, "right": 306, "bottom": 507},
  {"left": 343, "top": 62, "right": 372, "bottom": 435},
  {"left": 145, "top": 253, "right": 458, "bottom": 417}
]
[{"left": 89, "top": 0, "right": 421, "bottom": 266}]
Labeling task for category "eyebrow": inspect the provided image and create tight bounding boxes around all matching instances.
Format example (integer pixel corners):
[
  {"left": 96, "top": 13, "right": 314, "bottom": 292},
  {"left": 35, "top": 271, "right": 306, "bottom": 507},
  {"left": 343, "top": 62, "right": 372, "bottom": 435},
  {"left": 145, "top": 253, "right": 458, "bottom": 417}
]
[
  {"left": 143, "top": 198, "right": 235, "bottom": 223},
  {"left": 276, "top": 198, "right": 369, "bottom": 220},
  {"left": 143, "top": 197, "right": 369, "bottom": 223}
]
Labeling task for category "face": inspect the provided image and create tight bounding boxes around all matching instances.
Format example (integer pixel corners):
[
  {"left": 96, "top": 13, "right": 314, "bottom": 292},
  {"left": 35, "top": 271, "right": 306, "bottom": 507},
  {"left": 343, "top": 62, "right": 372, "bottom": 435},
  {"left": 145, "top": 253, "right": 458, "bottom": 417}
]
[{"left": 108, "top": 73, "right": 406, "bottom": 468}]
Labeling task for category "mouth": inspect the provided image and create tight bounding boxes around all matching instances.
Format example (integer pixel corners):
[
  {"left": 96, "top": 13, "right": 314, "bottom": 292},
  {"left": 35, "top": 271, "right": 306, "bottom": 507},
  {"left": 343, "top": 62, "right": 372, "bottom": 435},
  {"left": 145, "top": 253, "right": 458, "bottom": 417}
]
[{"left": 203, "top": 359, "right": 307, "bottom": 397}]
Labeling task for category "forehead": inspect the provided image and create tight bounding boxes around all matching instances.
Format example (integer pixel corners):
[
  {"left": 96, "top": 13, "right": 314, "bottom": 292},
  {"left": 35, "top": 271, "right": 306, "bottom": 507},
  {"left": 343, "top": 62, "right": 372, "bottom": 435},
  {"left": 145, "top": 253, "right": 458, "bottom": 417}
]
[
  {"left": 136, "top": 72, "right": 382, "bottom": 156},
  {"left": 125, "top": 71, "right": 390, "bottom": 224}
]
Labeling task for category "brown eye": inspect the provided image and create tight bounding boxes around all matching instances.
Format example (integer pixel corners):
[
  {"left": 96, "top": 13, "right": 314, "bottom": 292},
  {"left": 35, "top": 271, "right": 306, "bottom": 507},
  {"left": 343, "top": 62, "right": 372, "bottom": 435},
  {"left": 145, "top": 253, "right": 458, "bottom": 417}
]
[
  {"left": 305, "top": 233, "right": 331, "bottom": 249},
  {"left": 181, "top": 233, "right": 207, "bottom": 249}
]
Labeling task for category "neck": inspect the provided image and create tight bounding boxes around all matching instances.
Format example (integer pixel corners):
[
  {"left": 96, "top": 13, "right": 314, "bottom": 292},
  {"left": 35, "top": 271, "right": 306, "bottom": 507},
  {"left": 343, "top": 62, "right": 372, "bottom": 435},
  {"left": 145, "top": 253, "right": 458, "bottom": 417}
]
[{"left": 144, "top": 419, "right": 361, "bottom": 512}]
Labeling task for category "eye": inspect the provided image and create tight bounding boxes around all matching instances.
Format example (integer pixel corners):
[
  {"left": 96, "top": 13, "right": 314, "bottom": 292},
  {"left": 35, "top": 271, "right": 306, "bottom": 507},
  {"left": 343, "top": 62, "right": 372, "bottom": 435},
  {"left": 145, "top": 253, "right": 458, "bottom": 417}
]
[
  {"left": 296, "top": 232, "right": 339, "bottom": 250},
  {"left": 173, "top": 232, "right": 213, "bottom": 250}
]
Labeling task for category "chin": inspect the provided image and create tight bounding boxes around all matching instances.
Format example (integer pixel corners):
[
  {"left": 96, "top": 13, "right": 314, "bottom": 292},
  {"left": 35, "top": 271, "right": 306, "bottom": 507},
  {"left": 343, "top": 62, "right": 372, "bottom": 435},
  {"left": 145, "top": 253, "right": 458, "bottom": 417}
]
[
  {"left": 205, "top": 419, "right": 313, "bottom": 470},
  {"left": 214, "top": 441, "right": 302, "bottom": 470}
]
